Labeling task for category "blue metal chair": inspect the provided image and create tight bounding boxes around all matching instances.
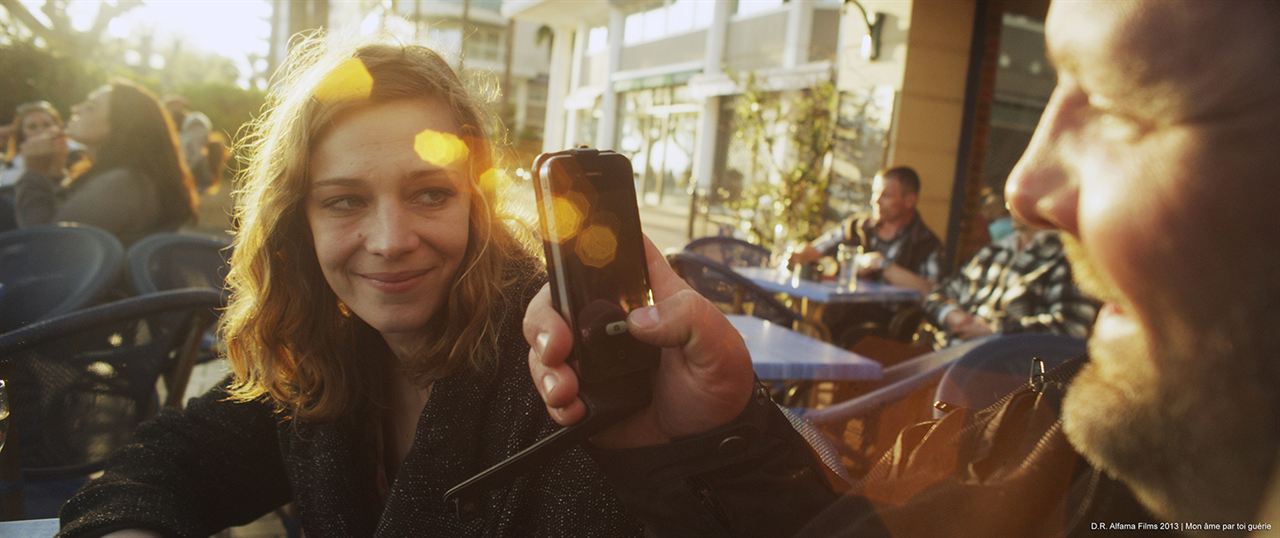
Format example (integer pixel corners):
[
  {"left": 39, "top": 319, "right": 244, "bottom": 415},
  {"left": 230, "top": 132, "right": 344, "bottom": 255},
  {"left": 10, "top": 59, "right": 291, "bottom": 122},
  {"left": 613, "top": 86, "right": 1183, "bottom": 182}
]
[
  {"left": 683, "top": 236, "right": 772, "bottom": 268},
  {"left": 668, "top": 251, "right": 832, "bottom": 406},
  {"left": 0, "top": 224, "right": 125, "bottom": 334},
  {"left": 0, "top": 288, "right": 224, "bottom": 519},
  {"left": 931, "top": 333, "right": 1086, "bottom": 419},
  {"left": 126, "top": 232, "right": 232, "bottom": 296},
  {"left": 126, "top": 232, "right": 233, "bottom": 406},
  {"left": 803, "top": 337, "right": 993, "bottom": 476},
  {"left": 667, "top": 251, "right": 825, "bottom": 338}
]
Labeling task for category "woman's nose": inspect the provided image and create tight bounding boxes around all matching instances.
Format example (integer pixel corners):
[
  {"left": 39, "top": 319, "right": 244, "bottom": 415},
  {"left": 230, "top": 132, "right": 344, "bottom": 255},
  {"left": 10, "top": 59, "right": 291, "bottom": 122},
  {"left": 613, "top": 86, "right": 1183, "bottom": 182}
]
[
  {"left": 365, "top": 203, "right": 419, "bottom": 258},
  {"left": 1005, "top": 86, "right": 1079, "bottom": 236}
]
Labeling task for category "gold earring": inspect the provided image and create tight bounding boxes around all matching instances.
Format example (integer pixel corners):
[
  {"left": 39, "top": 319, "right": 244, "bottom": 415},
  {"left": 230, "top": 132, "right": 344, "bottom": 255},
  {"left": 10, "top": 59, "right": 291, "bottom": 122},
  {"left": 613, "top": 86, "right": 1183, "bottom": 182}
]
[{"left": 337, "top": 300, "right": 351, "bottom": 318}]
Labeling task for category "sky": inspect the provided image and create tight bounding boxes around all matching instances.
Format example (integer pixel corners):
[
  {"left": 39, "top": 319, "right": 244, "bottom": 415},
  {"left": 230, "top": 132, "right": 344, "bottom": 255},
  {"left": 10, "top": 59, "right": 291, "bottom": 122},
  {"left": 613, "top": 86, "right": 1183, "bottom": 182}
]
[{"left": 42, "top": 0, "right": 273, "bottom": 87}]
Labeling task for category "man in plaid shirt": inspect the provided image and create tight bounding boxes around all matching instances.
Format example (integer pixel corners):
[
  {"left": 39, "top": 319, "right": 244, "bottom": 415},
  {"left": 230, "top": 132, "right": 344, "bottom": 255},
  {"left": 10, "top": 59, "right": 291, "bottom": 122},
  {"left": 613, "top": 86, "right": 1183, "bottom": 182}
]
[{"left": 921, "top": 226, "right": 1098, "bottom": 348}]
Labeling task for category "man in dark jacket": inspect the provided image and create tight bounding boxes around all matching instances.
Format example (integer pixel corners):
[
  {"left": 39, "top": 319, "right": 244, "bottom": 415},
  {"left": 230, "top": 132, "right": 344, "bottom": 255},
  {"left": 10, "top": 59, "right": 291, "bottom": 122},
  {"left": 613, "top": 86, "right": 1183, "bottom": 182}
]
[
  {"left": 524, "top": 0, "right": 1280, "bottom": 535},
  {"left": 791, "top": 166, "right": 943, "bottom": 295}
]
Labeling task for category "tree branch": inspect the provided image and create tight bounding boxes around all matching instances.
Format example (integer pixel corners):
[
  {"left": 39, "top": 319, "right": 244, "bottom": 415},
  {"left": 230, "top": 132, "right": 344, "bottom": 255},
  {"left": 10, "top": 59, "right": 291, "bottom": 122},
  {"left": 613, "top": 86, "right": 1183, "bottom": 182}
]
[
  {"left": 0, "top": 0, "right": 57, "bottom": 42},
  {"left": 87, "top": 0, "right": 140, "bottom": 42}
]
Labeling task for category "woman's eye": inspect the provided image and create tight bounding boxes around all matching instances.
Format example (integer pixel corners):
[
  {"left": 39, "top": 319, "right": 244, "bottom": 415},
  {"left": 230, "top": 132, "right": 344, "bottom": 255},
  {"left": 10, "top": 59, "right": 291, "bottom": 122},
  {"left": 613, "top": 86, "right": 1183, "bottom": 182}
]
[
  {"left": 322, "top": 196, "right": 364, "bottom": 211},
  {"left": 415, "top": 189, "right": 452, "bottom": 206}
]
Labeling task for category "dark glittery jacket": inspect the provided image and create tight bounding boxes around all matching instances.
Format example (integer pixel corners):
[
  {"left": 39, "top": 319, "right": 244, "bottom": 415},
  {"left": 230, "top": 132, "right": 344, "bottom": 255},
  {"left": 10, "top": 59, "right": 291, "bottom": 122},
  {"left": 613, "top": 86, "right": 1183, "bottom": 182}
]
[{"left": 57, "top": 257, "right": 643, "bottom": 537}]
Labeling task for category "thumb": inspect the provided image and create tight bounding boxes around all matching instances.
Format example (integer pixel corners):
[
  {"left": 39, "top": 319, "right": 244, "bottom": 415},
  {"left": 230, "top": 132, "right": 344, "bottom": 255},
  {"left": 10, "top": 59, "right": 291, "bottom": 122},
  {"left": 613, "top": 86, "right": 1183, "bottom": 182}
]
[
  {"left": 639, "top": 234, "right": 691, "bottom": 301},
  {"left": 627, "top": 288, "right": 749, "bottom": 372}
]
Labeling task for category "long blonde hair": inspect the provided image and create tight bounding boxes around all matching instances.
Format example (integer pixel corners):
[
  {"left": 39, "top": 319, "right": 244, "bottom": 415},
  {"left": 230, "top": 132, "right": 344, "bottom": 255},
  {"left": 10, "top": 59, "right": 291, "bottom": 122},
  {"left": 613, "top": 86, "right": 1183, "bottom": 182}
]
[{"left": 221, "top": 36, "right": 533, "bottom": 422}]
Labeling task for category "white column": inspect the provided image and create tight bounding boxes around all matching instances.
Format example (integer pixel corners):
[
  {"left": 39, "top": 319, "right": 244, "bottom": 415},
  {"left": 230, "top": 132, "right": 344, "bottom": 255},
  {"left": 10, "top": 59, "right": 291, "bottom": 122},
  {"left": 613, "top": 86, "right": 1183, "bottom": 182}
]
[
  {"left": 542, "top": 25, "right": 574, "bottom": 153},
  {"left": 514, "top": 80, "right": 529, "bottom": 133},
  {"left": 562, "top": 22, "right": 589, "bottom": 148},
  {"left": 691, "top": 0, "right": 733, "bottom": 193},
  {"left": 594, "top": 6, "right": 625, "bottom": 150},
  {"left": 783, "top": 0, "right": 814, "bottom": 69}
]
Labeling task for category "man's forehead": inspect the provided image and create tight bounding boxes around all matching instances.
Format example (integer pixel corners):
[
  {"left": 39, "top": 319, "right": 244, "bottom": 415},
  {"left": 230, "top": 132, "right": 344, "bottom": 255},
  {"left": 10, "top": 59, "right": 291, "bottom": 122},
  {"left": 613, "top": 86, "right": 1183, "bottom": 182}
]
[{"left": 1046, "top": 0, "right": 1280, "bottom": 121}]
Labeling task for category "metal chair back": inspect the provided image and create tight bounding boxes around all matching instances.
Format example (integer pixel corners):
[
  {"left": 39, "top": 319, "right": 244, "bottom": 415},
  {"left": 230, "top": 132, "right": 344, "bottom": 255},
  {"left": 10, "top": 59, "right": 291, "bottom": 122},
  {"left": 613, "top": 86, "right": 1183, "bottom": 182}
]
[
  {"left": 683, "top": 236, "right": 772, "bottom": 268},
  {"left": 666, "top": 251, "right": 806, "bottom": 331},
  {"left": 0, "top": 224, "right": 124, "bottom": 334},
  {"left": 931, "top": 333, "right": 1086, "bottom": 418},
  {"left": 0, "top": 289, "right": 223, "bottom": 518},
  {"left": 127, "top": 232, "right": 232, "bottom": 296}
]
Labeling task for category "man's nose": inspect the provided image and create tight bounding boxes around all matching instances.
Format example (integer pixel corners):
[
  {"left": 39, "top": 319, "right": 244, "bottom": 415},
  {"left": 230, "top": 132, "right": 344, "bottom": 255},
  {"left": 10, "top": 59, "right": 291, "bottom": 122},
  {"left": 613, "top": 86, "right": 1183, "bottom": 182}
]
[
  {"left": 1005, "top": 86, "right": 1079, "bottom": 235},
  {"left": 365, "top": 202, "right": 419, "bottom": 258}
]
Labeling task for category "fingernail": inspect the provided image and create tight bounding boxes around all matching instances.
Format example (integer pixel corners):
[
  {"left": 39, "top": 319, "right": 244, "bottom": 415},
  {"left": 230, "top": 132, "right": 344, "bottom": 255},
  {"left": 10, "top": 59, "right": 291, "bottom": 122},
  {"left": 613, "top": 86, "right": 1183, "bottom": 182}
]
[
  {"left": 542, "top": 373, "right": 557, "bottom": 395},
  {"left": 629, "top": 306, "right": 660, "bottom": 329},
  {"left": 534, "top": 332, "right": 550, "bottom": 357}
]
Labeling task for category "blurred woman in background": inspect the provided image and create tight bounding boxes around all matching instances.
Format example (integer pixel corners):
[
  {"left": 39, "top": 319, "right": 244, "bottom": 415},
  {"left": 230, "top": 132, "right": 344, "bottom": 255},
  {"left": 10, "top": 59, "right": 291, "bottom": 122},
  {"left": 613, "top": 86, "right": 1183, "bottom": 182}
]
[{"left": 12, "top": 81, "right": 198, "bottom": 244}]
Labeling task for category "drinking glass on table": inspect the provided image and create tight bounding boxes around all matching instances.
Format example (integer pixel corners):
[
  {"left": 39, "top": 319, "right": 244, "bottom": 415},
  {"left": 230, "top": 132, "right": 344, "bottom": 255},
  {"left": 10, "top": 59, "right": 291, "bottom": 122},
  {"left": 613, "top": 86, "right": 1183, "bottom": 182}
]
[{"left": 837, "top": 244, "right": 862, "bottom": 291}]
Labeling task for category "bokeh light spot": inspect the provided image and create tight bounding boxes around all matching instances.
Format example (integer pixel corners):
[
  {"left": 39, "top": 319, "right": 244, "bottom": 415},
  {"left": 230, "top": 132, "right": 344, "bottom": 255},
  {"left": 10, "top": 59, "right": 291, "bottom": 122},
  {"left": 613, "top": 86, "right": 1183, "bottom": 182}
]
[
  {"left": 414, "top": 129, "right": 470, "bottom": 167},
  {"left": 314, "top": 58, "right": 373, "bottom": 102},
  {"left": 479, "top": 167, "right": 504, "bottom": 193},
  {"left": 576, "top": 224, "right": 618, "bottom": 268},
  {"left": 548, "top": 195, "right": 585, "bottom": 242}
]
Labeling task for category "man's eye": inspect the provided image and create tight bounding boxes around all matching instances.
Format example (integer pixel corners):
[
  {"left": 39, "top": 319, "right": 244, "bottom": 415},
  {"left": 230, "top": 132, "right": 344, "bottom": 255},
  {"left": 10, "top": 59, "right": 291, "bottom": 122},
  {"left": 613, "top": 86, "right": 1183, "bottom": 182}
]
[{"left": 1085, "top": 95, "right": 1147, "bottom": 139}]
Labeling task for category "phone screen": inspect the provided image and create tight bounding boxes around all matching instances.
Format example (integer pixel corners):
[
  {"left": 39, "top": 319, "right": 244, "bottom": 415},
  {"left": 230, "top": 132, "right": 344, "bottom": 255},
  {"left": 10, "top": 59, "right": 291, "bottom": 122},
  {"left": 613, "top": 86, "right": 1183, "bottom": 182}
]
[{"left": 538, "top": 153, "right": 654, "bottom": 383}]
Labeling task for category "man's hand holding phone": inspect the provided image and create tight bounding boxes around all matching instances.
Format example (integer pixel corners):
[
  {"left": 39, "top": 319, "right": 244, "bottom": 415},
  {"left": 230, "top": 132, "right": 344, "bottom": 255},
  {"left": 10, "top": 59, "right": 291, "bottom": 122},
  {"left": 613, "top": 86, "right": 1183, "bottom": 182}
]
[{"left": 524, "top": 235, "right": 755, "bottom": 450}]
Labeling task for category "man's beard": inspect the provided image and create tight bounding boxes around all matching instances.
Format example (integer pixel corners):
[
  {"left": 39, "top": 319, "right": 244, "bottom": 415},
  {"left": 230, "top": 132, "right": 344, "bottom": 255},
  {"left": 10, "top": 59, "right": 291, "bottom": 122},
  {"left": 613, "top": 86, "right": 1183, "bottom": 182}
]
[{"left": 1058, "top": 236, "right": 1280, "bottom": 523}]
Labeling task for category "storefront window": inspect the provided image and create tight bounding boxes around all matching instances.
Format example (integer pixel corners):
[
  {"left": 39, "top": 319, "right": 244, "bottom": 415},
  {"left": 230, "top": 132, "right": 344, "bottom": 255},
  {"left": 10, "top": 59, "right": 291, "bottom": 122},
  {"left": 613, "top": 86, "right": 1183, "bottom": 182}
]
[{"left": 617, "top": 86, "right": 696, "bottom": 209}]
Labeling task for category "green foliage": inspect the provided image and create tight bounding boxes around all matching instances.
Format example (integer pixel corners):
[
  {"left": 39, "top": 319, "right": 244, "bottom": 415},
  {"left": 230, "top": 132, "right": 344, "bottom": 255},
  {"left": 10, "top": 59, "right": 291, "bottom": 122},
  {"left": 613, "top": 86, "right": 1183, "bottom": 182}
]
[
  {"left": 0, "top": 41, "right": 108, "bottom": 125},
  {"left": 724, "top": 73, "right": 838, "bottom": 249},
  {"left": 0, "top": 37, "right": 265, "bottom": 178},
  {"left": 177, "top": 81, "right": 266, "bottom": 143}
]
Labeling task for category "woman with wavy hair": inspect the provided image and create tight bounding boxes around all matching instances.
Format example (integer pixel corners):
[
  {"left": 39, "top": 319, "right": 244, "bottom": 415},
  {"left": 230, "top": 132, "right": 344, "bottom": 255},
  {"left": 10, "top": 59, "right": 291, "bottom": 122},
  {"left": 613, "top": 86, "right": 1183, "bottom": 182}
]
[
  {"left": 57, "top": 38, "right": 642, "bottom": 537},
  {"left": 12, "top": 80, "right": 198, "bottom": 244}
]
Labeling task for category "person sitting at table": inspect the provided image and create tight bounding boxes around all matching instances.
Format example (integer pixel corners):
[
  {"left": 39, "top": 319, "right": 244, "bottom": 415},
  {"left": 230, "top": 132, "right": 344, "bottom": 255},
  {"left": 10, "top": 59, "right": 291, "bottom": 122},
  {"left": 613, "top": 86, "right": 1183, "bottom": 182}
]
[
  {"left": 790, "top": 166, "right": 943, "bottom": 294},
  {"left": 55, "top": 38, "right": 642, "bottom": 537},
  {"left": 920, "top": 223, "right": 1098, "bottom": 349},
  {"left": 12, "top": 81, "right": 199, "bottom": 245},
  {"left": 526, "top": 1, "right": 1280, "bottom": 535}
]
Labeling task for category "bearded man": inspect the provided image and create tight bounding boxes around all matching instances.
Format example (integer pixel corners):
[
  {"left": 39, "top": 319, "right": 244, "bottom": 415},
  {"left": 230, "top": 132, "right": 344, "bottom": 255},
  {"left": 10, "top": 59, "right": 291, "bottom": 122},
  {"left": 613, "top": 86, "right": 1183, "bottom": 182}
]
[{"left": 523, "top": 0, "right": 1280, "bottom": 535}]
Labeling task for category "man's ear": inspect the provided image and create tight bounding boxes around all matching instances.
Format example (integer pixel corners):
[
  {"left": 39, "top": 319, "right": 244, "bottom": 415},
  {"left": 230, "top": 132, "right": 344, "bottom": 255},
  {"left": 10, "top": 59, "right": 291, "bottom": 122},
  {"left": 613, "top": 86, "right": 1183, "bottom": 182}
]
[{"left": 905, "top": 191, "right": 919, "bottom": 208}]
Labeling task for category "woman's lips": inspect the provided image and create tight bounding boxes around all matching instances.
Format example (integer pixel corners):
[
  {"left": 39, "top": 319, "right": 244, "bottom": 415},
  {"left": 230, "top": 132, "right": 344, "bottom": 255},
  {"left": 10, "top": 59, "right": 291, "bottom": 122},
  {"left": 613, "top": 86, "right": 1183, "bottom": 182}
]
[{"left": 357, "top": 269, "right": 430, "bottom": 293}]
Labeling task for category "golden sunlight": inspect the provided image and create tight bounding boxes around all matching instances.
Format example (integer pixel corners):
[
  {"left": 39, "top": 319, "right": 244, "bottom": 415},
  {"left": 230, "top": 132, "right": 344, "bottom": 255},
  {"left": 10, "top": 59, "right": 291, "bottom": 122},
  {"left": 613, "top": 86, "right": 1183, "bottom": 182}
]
[
  {"left": 575, "top": 224, "right": 618, "bottom": 269},
  {"left": 413, "top": 128, "right": 470, "bottom": 167},
  {"left": 314, "top": 58, "right": 374, "bottom": 102},
  {"left": 549, "top": 195, "right": 586, "bottom": 242}
]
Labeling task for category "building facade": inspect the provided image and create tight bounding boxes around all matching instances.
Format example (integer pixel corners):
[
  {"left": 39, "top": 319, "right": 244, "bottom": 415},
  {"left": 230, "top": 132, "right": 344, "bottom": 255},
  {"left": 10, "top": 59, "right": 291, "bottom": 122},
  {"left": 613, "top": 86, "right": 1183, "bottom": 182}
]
[
  {"left": 505, "top": 0, "right": 844, "bottom": 236},
  {"left": 270, "top": 0, "right": 551, "bottom": 146}
]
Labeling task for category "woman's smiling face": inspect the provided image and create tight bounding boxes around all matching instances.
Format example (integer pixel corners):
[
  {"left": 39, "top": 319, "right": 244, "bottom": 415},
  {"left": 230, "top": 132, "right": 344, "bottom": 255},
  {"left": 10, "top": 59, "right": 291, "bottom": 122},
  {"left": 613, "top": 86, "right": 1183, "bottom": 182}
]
[{"left": 306, "top": 98, "right": 473, "bottom": 355}]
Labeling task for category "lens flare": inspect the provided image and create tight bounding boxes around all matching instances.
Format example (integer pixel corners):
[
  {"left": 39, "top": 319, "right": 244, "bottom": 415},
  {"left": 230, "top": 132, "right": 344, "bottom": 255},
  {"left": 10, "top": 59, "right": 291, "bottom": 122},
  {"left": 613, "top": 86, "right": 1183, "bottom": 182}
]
[
  {"left": 314, "top": 58, "right": 373, "bottom": 102},
  {"left": 414, "top": 129, "right": 470, "bottom": 167},
  {"left": 576, "top": 224, "right": 618, "bottom": 268},
  {"left": 547, "top": 195, "right": 586, "bottom": 242}
]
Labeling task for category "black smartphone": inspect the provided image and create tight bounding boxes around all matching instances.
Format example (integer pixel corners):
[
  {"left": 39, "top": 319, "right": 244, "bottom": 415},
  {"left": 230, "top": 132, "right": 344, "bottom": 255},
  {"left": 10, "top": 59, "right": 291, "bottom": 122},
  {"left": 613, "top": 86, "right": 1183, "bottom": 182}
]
[
  {"left": 532, "top": 147, "right": 660, "bottom": 393},
  {"left": 444, "top": 147, "right": 659, "bottom": 519}
]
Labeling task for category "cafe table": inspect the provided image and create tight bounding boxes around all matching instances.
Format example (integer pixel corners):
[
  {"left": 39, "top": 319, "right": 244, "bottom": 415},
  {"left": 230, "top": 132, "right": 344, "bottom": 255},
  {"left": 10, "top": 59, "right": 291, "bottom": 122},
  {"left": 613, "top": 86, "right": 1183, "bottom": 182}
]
[
  {"left": 0, "top": 518, "right": 58, "bottom": 537},
  {"left": 733, "top": 266, "right": 923, "bottom": 342},
  {"left": 729, "top": 314, "right": 882, "bottom": 407},
  {"left": 733, "top": 266, "right": 922, "bottom": 305},
  {"left": 729, "top": 315, "right": 882, "bottom": 382}
]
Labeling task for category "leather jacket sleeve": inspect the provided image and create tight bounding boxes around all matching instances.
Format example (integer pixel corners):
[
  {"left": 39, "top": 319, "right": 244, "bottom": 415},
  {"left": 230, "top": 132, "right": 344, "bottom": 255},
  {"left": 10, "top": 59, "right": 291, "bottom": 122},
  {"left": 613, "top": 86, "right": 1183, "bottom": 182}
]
[{"left": 585, "top": 382, "right": 841, "bottom": 537}]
